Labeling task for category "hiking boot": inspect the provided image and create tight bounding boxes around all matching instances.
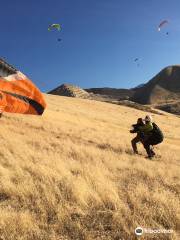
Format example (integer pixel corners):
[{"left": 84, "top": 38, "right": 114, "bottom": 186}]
[
  {"left": 134, "top": 150, "right": 138, "bottom": 154},
  {"left": 150, "top": 150, "right": 155, "bottom": 156},
  {"left": 145, "top": 155, "right": 154, "bottom": 160}
]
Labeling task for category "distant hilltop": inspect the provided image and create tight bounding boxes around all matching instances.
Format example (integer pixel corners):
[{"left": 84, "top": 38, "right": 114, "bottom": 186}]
[
  {"left": 48, "top": 84, "right": 90, "bottom": 99},
  {"left": 85, "top": 65, "right": 180, "bottom": 105},
  {"left": 132, "top": 65, "right": 180, "bottom": 104},
  {"left": 48, "top": 65, "right": 180, "bottom": 115}
]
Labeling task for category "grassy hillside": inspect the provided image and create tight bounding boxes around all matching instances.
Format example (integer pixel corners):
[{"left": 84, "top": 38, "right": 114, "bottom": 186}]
[{"left": 0, "top": 94, "right": 179, "bottom": 240}]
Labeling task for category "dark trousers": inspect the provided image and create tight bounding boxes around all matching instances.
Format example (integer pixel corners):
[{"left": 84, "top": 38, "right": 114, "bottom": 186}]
[
  {"left": 143, "top": 141, "right": 153, "bottom": 157},
  {"left": 131, "top": 134, "right": 143, "bottom": 153},
  {"left": 143, "top": 135, "right": 162, "bottom": 157},
  {"left": 131, "top": 134, "right": 155, "bottom": 156}
]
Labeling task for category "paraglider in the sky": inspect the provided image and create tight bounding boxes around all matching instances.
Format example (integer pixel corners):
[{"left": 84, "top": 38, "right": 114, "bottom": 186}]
[
  {"left": 48, "top": 23, "right": 61, "bottom": 31},
  {"left": 48, "top": 24, "right": 62, "bottom": 42},
  {"left": 0, "top": 63, "right": 46, "bottom": 115},
  {"left": 158, "top": 20, "right": 169, "bottom": 31},
  {"left": 134, "top": 58, "right": 141, "bottom": 67}
]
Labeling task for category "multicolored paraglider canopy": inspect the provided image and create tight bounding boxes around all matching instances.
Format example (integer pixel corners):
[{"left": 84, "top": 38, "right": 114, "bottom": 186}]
[
  {"left": 0, "top": 59, "right": 46, "bottom": 115},
  {"left": 48, "top": 23, "right": 61, "bottom": 31},
  {"left": 48, "top": 23, "right": 62, "bottom": 42},
  {"left": 158, "top": 20, "right": 169, "bottom": 31}
]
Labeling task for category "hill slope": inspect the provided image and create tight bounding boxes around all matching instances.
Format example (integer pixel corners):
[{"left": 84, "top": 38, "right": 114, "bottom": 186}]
[
  {"left": 48, "top": 84, "right": 90, "bottom": 99},
  {"left": 85, "top": 87, "right": 134, "bottom": 100},
  {"left": 85, "top": 65, "right": 180, "bottom": 114},
  {"left": 0, "top": 95, "right": 179, "bottom": 240},
  {"left": 132, "top": 65, "right": 180, "bottom": 104}
]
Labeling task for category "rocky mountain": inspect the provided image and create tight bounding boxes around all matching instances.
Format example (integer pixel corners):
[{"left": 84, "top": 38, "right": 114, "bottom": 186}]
[
  {"left": 131, "top": 65, "right": 180, "bottom": 104},
  {"left": 48, "top": 84, "right": 90, "bottom": 99},
  {"left": 85, "top": 66, "right": 180, "bottom": 105},
  {"left": 134, "top": 83, "right": 145, "bottom": 89},
  {"left": 48, "top": 65, "right": 180, "bottom": 115}
]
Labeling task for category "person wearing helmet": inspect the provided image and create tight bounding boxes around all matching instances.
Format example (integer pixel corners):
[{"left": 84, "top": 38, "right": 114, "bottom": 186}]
[
  {"left": 130, "top": 115, "right": 153, "bottom": 154},
  {"left": 130, "top": 115, "right": 163, "bottom": 159},
  {"left": 141, "top": 115, "right": 154, "bottom": 137},
  {"left": 143, "top": 115, "right": 164, "bottom": 159},
  {"left": 141, "top": 115, "right": 155, "bottom": 158}
]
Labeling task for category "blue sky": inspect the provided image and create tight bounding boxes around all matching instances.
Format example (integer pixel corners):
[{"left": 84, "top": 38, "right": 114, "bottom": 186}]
[{"left": 1, "top": 0, "right": 180, "bottom": 92}]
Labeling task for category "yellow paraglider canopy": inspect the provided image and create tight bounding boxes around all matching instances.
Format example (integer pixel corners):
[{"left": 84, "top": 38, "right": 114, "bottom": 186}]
[{"left": 48, "top": 23, "right": 61, "bottom": 31}]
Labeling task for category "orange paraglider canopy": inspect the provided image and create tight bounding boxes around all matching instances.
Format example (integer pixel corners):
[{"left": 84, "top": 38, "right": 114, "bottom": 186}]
[{"left": 0, "top": 71, "right": 46, "bottom": 115}]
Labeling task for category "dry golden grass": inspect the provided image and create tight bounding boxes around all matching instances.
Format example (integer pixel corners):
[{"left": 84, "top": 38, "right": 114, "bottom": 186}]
[{"left": 0, "top": 94, "right": 179, "bottom": 240}]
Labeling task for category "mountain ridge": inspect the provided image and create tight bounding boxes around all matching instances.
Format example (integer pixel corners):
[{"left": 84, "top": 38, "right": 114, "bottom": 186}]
[
  {"left": 48, "top": 65, "right": 180, "bottom": 115},
  {"left": 132, "top": 65, "right": 180, "bottom": 104}
]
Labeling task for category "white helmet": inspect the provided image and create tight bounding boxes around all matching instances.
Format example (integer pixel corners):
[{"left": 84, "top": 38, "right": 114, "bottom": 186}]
[{"left": 144, "top": 115, "right": 153, "bottom": 122}]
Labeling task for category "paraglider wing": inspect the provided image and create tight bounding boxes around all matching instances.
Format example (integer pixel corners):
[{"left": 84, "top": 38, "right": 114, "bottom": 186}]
[
  {"left": 48, "top": 23, "right": 61, "bottom": 31},
  {"left": 134, "top": 58, "right": 141, "bottom": 67},
  {"left": 0, "top": 71, "right": 46, "bottom": 115},
  {"left": 158, "top": 20, "right": 168, "bottom": 31}
]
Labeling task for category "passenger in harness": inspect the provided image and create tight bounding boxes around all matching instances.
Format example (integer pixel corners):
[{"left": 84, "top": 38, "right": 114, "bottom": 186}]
[
  {"left": 130, "top": 118, "right": 146, "bottom": 154},
  {"left": 143, "top": 115, "right": 164, "bottom": 159},
  {"left": 130, "top": 115, "right": 164, "bottom": 159}
]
